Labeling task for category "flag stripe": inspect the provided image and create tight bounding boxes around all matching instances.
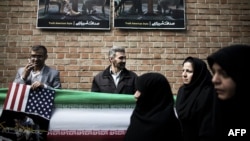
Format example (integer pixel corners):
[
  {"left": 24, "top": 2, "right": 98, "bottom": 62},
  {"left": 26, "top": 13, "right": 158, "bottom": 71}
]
[
  {"left": 21, "top": 85, "right": 30, "bottom": 112},
  {"left": 16, "top": 84, "right": 30, "bottom": 111},
  {"left": 3, "top": 83, "right": 31, "bottom": 112},
  {"left": 3, "top": 83, "right": 14, "bottom": 109},
  {"left": 14, "top": 84, "right": 24, "bottom": 111},
  {"left": 10, "top": 83, "right": 19, "bottom": 110},
  {"left": 4, "top": 83, "right": 17, "bottom": 110}
]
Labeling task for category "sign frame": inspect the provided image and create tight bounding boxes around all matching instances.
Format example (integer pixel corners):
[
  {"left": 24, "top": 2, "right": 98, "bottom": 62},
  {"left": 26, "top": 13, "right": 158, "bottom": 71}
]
[{"left": 36, "top": 0, "right": 111, "bottom": 30}]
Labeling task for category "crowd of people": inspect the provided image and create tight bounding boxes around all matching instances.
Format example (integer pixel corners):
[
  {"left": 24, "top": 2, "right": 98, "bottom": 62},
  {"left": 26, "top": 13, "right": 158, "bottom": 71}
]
[{"left": 13, "top": 44, "right": 249, "bottom": 140}]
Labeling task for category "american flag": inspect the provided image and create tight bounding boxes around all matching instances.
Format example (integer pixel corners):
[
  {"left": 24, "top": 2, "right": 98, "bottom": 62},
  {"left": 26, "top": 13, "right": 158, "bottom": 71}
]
[{"left": 3, "top": 82, "right": 55, "bottom": 119}]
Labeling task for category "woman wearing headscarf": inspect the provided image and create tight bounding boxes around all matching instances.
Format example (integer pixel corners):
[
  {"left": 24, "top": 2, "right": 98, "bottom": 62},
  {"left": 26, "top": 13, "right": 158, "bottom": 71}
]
[
  {"left": 124, "top": 72, "right": 182, "bottom": 141},
  {"left": 207, "top": 44, "right": 250, "bottom": 140},
  {"left": 175, "top": 57, "right": 217, "bottom": 141}
]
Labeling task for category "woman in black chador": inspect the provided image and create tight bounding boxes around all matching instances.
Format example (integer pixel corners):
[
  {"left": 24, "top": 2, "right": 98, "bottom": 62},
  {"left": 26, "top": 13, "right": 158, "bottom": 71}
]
[
  {"left": 176, "top": 57, "right": 217, "bottom": 141},
  {"left": 207, "top": 44, "right": 250, "bottom": 141},
  {"left": 124, "top": 72, "right": 182, "bottom": 141}
]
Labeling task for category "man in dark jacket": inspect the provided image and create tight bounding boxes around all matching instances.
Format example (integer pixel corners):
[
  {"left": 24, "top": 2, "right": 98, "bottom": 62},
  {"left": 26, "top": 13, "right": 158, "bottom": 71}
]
[{"left": 91, "top": 46, "right": 137, "bottom": 94}]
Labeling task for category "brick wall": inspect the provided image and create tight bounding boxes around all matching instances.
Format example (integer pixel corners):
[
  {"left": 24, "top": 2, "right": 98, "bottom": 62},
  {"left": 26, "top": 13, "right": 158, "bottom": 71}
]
[{"left": 0, "top": 0, "right": 250, "bottom": 94}]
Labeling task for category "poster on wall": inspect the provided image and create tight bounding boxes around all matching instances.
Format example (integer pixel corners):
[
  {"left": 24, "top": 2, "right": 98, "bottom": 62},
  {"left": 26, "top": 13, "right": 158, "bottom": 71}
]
[
  {"left": 114, "top": 0, "right": 186, "bottom": 30},
  {"left": 36, "top": 0, "right": 111, "bottom": 30}
]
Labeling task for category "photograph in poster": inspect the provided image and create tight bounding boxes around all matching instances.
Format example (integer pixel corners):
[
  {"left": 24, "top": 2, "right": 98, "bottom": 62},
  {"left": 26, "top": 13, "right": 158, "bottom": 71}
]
[
  {"left": 114, "top": 0, "right": 186, "bottom": 29},
  {"left": 37, "top": 0, "right": 111, "bottom": 30}
]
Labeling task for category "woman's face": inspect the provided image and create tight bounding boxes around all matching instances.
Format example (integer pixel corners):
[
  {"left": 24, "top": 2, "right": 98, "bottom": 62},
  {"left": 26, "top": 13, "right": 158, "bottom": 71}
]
[
  {"left": 182, "top": 62, "right": 193, "bottom": 85},
  {"left": 211, "top": 63, "right": 236, "bottom": 100}
]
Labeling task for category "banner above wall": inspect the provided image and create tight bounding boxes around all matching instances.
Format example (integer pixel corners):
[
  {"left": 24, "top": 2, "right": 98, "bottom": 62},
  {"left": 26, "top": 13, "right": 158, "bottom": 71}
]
[
  {"left": 114, "top": 0, "right": 186, "bottom": 30},
  {"left": 36, "top": 0, "right": 111, "bottom": 30}
]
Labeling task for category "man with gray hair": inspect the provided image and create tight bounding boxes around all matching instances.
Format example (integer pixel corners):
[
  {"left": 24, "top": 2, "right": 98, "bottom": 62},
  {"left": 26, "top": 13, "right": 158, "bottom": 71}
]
[{"left": 91, "top": 46, "right": 137, "bottom": 94}]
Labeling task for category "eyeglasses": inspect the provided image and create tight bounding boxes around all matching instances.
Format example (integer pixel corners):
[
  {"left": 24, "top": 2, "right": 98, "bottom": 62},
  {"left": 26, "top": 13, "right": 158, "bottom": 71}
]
[{"left": 30, "top": 55, "right": 44, "bottom": 59}]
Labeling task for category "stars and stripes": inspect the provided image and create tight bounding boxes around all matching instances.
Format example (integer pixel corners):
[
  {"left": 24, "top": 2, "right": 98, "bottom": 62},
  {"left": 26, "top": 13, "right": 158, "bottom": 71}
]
[{"left": 3, "top": 82, "right": 55, "bottom": 119}]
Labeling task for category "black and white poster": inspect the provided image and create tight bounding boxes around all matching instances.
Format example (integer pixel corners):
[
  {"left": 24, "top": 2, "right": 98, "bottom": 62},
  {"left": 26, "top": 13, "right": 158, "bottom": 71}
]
[
  {"left": 114, "top": 0, "right": 186, "bottom": 29},
  {"left": 37, "top": 0, "right": 111, "bottom": 30}
]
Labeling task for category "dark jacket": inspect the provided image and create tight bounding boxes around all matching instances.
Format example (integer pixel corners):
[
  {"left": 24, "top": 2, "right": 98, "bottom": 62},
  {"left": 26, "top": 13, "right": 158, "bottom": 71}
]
[{"left": 91, "top": 66, "right": 137, "bottom": 94}]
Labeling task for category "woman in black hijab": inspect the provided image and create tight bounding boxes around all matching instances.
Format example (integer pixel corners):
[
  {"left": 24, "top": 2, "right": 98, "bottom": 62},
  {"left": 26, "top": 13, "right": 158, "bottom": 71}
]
[
  {"left": 175, "top": 57, "right": 217, "bottom": 141},
  {"left": 207, "top": 44, "right": 250, "bottom": 140},
  {"left": 124, "top": 72, "right": 182, "bottom": 141}
]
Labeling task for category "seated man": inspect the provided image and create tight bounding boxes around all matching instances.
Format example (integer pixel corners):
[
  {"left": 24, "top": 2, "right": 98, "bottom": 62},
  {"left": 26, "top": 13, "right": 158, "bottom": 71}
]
[
  {"left": 14, "top": 45, "right": 61, "bottom": 90},
  {"left": 91, "top": 46, "right": 137, "bottom": 94}
]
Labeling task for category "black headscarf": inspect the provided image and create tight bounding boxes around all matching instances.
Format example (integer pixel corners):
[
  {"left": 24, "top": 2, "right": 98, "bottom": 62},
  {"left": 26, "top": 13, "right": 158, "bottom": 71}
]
[
  {"left": 176, "top": 56, "right": 214, "bottom": 119},
  {"left": 207, "top": 44, "right": 250, "bottom": 101},
  {"left": 124, "top": 72, "right": 182, "bottom": 141},
  {"left": 207, "top": 44, "right": 250, "bottom": 140},
  {"left": 176, "top": 57, "right": 216, "bottom": 141}
]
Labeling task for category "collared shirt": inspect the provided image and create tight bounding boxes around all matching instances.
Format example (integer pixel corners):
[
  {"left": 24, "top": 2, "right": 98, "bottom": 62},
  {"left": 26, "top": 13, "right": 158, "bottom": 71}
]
[
  {"left": 30, "top": 66, "right": 47, "bottom": 88},
  {"left": 110, "top": 69, "right": 122, "bottom": 88},
  {"left": 31, "top": 71, "right": 41, "bottom": 83}
]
